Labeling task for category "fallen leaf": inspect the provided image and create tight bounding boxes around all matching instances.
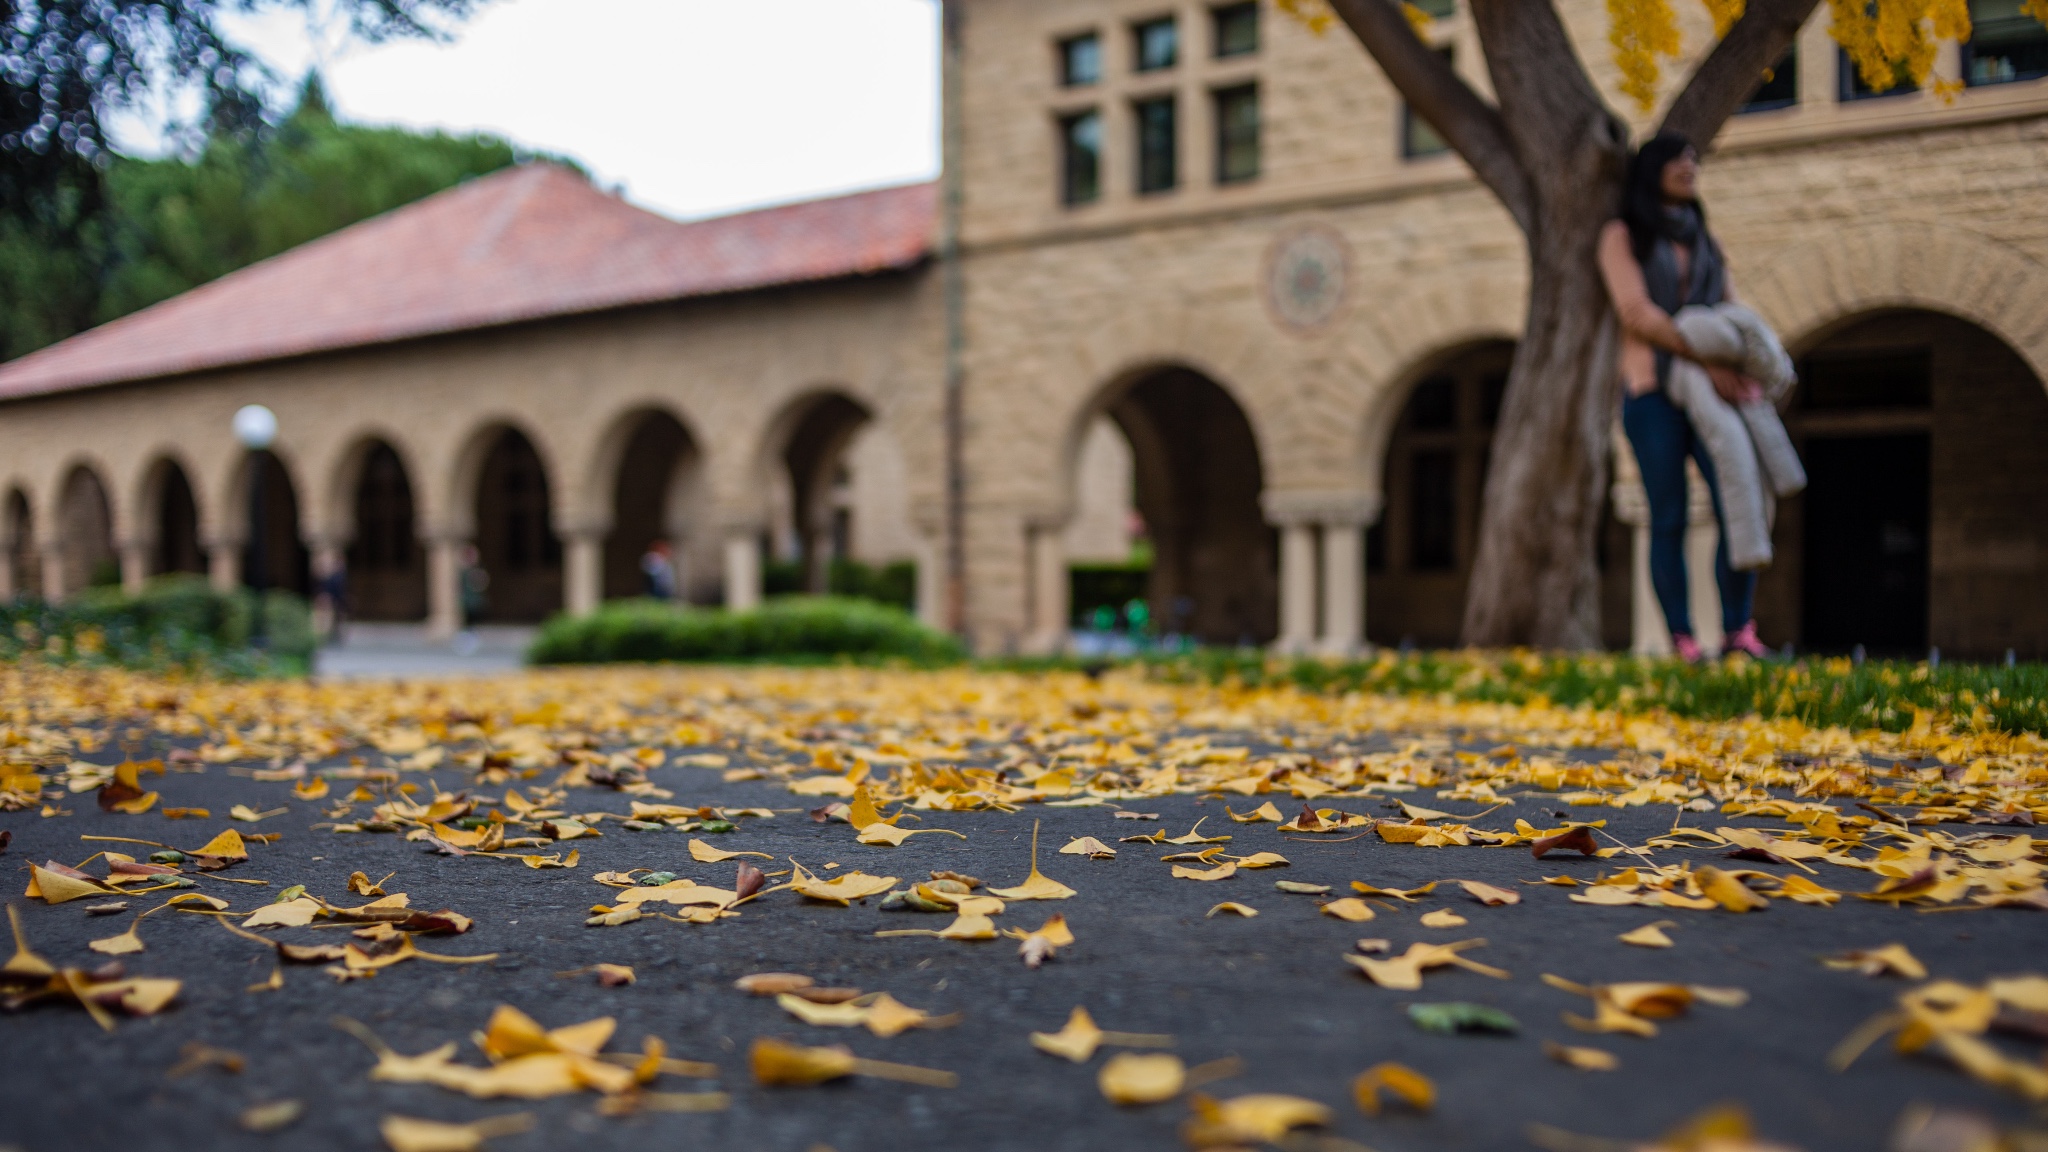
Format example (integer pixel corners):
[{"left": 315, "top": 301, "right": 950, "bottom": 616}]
[
  {"left": 1568, "top": 885, "right": 1648, "bottom": 907},
  {"left": 1227, "top": 802, "right": 1284, "bottom": 823},
  {"left": 1230, "top": 852, "right": 1290, "bottom": 869},
  {"left": 1059, "top": 836, "right": 1117, "bottom": 859},
  {"left": 1351, "top": 880, "right": 1438, "bottom": 903},
  {"left": 1457, "top": 880, "right": 1521, "bottom": 906},
  {"left": 293, "top": 777, "right": 329, "bottom": 801},
  {"left": 1032, "top": 1007, "right": 1107, "bottom": 1062},
  {"left": 1006, "top": 913, "right": 1075, "bottom": 968},
  {"left": 1531, "top": 827, "right": 1600, "bottom": 858},
  {"left": 1353, "top": 1061, "right": 1435, "bottom": 1115},
  {"left": 790, "top": 863, "right": 897, "bottom": 905},
  {"left": 379, "top": 1113, "right": 534, "bottom": 1152},
  {"left": 989, "top": 822, "right": 1076, "bottom": 901},
  {"left": 248, "top": 967, "right": 284, "bottom": 991},
  {"left": 1206, "top": 902, "right": 1258, "bottom": 918},
  {"left": 189, "top": 828, "right": 248, "bottom": 861},
  {"left": 1618, "top": 921, "right": 1677, "bottom": 948},
  {"left": 856, "top": 823, "right": 966, "bottom": 847},
  {"left": 1407, "top": 1002, "right": 1519, "bottom": 1035},
  {"left": 1542, "top": 1041, "right": 1618, "bottom": 1071},
  {"left": 1099, "top": 1052, "right": 1185, "bottom": 1105},
  {"left": 735, "top": 972, "right": 815, "bottom": 996},
  {"left": 240, "top": 1100, "right": 303, "bottom": 1133},
  {"left": 1419, "top": 909, "right": 1468, "bottom": 928},
  {"left": 88, "top": 921, "right": 146, "bottom": 955},
  {"left": 1171, "top": 863, "right": 1237, "bottom": 882},
  {"left": 687, "top": 838, "right": 773, "bottom": 863},
  {"left": 1695, "top": 866, "right": 1770, "bottom": 912},
  {"left": 242, "top": 898, "right": 323, "bottom": 929},
  {"left": 229, "top": 805, "right": 286, "bottom": 823},
  {"left": 1184, "top": 1093, "right": 1332, "bottom": 1144},
  {"left": 167, "top": 1042, "right": 245, "bottom": 1078},
  {"left": 1355, "top": 938, "right": 1391, "bottom": 954},
  {"left": 1345, "top": 940, "right": 1508, "bottom": 990},
  {"left": 749, "top": 1037, "right": 955, "bottom": 1088},
  {"left": 29, "top": 862, "right": 117, "bottom": 905},
  {"left": 1275, "top": 881, "right": 1331, "bottom": 895},
  {"left": 1823, "top": 944, "right": 1927, "bottom": 981},
  {"left": 1319, "top": 898, "right": 1376, "bottom": 922}
]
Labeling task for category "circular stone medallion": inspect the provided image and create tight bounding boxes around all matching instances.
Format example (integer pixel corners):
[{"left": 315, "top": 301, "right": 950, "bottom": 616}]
[{"left": 1266, "top": 227, "right": 1350, "bottom": 332}]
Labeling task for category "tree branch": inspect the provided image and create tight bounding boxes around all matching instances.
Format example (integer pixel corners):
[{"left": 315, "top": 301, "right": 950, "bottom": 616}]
[
  {"left": 1324, "top": 0, "right": 1535, "bottom": 234},
  {"left": 1467, "top": 0, "right": 1624, "bottom": 187},
  {"left": 1660, "top": 0, "right": 1823, "bottom": 145}
]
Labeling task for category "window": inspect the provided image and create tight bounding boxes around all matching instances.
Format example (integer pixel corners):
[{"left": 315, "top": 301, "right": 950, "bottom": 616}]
[
  {"left": 1134, "top": 17, "right": 1178, "bottom": 71},
  {"left": 1402, "top": 49, "right": 1454, "bottom": 157},
  {"left": 1059, "top": 111, "right": 1103, "bottom": 205},
  {"left": 1214, "top": 84, "right": 1260, "bottom": 183},
  {"left": 1213, "top": 3, "right": 1258, "bottom": 57},
  {"left": 1411, "top": 0, "right": 1456, "bottom": 15},
  {"left": 1135, "top": 96, "right": 1178, "bottom": 193},
  {"left": 1060, "top": 34, "right": 1101, "bottom": 87},
  {"left": 1963, "top": 0, "right": 2048, "bottom": 85},
  {"left": 1737, "top": 43, "right": 1799, "bottom": 112},
  {"left": 1838, "top": 47, "right": 1917, "bottom": 100}
]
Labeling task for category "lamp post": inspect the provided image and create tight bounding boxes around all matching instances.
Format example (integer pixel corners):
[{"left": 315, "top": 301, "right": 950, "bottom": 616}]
[{"left": 233, "top": 405, "right": 278, "bottom": 647}]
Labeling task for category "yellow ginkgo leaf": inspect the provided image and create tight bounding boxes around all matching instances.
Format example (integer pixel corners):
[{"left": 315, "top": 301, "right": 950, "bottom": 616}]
[
  {"left": 1418, "top": 909, "right": 1467, "bottom": 928},
  {"left": 1231, "top": 852, "right": 1290, "bottom": 869},
  {"left": 989, "top": 822, "right": 1076, "bottom": 901},
  {"left": 1058, "top": 836, "right": 1117, "bottom": 858},
  {"left": 242, "top": 898, "right": 323, "bottom": 929},
  {"left": 856, "top": 823, "right": 966, "bottom": 847},
  {"left": 790, "top": 863, "right": 898, "bottom": 905},
  {"left": 189, "top": 828, "right": 249, "bottom": 861},
  {"left": 4, "top": 905, "right": 55, "bottom": 979},
  {"left": 1206, "top": 902, "right": 1258, "bottom": 918},
  {"left": 1032, "top": 1006, "right": 1105, "bottom": 1063},
  {"left": 1226, "top": 802, "right": 1284, "bottom": 823},
  {"left": 1319, "top": 898, "right": 1375, "bottom": 922},
  {"left": 1171, "top": 863, "right": 1237, "bottom": 882},
  {"left": 1618, "top": 921, "right": 1676, "bottom": 948},
  {"left": 293, "top": 776, "right": 329, "bottom": 801},
  {"left": 1189, "top": 1093, "right": 1333, "bottom": 1144},
  {"left": 1694, "top": 866, "right": 1769, "bottom": 912},
  {"left": 1543, "top": 1041, "right": 1619, "bottom": 1071},
  {"left": 1354, "top": 1061, "right": 1435, "bottom": 1115},
  {"left": 687, "top": 839, "right": 773, "bottom": 863},
  {"left": 28, "top": 863, "right": 115, "bottom": 905},
  {"left": 1098, "top": 1052, "right": 1185, "bottom": 1105},
  {"left": 378, "top": 1112, "right": 534, "bottom": 1152},
  {"left": 1457, "top": 880, "right": 1521, "bottom": 906},
  {"left": 1822, "top": 943, "right": 1927, "bottom": 980},
  {"left": 88, "top": 921, "right": 146, "bottom": 955}
]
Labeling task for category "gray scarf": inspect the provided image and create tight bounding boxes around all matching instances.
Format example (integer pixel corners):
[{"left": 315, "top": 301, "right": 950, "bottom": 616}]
[{"left": 1643, "top": 204, "right": 1726, "bottom": 387}]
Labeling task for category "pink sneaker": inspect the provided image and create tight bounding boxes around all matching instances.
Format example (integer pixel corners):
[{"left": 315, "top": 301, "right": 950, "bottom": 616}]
[
  {"left": 1722, "top": 620, "right": 1771, "bottom": 660},
  {"left": 1672, "top": 633, "right": 1705, "bottom": 663}
]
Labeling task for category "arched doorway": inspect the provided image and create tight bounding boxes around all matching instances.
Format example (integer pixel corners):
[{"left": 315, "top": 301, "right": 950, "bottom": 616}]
[
  {"left": 241, "top": 452, "right": 309, "bottom": 596},
  {"left": 603, "top": 411, "right": 703, "bottom": 602},
  {"left": 1102, "top": 367, "right": 1273, "bottom": 645},
  {"left": 347, "top": 442, "right": 426, "bottom": 620},
  {"left": 58, "top": 467, "right": 118, "bottom": 596},
  {"left": 473, "top": 428, "right": 560, "bottom": 622},
  {"left": 1367, "top": 342, "right": 1631, "bottom": 649},
  {"left": 4, "top": 489, "right": 36, "bottom": 598},
  {"left": 149, "top": 461, "right": 204, "bottom": 577},
  {"left": 1754, "top": 310, "right": 2048, "bottom": 659},
  {"left": 774, "top": 393, "right": 871, "bottom": 596}
]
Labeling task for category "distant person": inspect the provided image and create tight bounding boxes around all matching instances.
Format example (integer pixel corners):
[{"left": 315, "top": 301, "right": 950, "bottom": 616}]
[
  {"left": 641, "top": 539, "right": 678, "bottom": 601},
  {"left": 1600, "top": 132, "right": 1795, "bottom": 663},
  {"left": 316, "top": 557, "right": 348, "bottom": 647},
  {"left": 456, "top": 545, "right": 488, "bottom": 654}
]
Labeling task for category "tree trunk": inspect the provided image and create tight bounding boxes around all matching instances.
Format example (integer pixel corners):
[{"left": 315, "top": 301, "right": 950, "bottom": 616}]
[{"left": 1459, "top": 197, "right": 1620, "bottom": 648}]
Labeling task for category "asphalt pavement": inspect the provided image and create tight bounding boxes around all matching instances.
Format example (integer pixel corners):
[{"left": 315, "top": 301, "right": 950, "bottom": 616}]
[{"left": 0, "top": 727, "right": 2039, "bottom": 1152}]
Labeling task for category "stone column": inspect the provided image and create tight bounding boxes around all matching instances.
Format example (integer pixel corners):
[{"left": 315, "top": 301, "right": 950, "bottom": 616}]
[
  {"left": 425, "top": 536, "right": 465, "bottom": 641},
  {"left": 206, "top": 538, "right": 240, "bottom": 595},
  {"left": 1025, "top": 522, "right": 1069, "bottom": 655},
  {"left": 1318, "top": 519, "right": 1366, "bottom": 657},
  {"left": 915, "top": 537, "right": 944, "bottom": 630},
  {"left": 119, "top": 540, "right": 150, "bottom": 595},
  {"left": 1276, "top": 522, "right": 1317, "bottom": 655},
  {"left": 562, "top": 528, "right": 603, "bottom": 617},
  {"left": 39, "top": 540, "right": 68, "bottom": 605},
  {"left": 723, "top": 527, "right": 761, "bottom": 612},
  {"left": 0, "top": 544, "right": 13, "bottom": 601}
]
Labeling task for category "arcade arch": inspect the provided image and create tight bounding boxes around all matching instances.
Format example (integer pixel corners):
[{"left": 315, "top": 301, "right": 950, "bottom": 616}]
[
  {"left": 141, "top": 458, "right": 205, "bottom": 581},
  {"left": 3, "top": 489, "right": 36, "bottom": 599},
  {"left": 1752, "top": 309, "right": 2048, "bottom": 660},
  {"left": 238, "top": 451, "right": 310, "bottom": 596},
  {"left": 601, "top": 409, "right": 705, "bottom": 603},
  {"left": 768, "top": 391, "right": 873, "bottom": 596},
  {"left": 55, "top": 465, "right": 118, "bottom": 597},
  {"left": 346, "top": 441, "right": 427, "bottom": 621},
  {"left": 471, "top": 427, "right": 561, "bottom": 623}
]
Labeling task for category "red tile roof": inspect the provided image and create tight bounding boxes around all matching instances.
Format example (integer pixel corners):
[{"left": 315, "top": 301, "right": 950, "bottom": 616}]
[{"left": 0, "top": 164, "right": 936, "bottom": 400}]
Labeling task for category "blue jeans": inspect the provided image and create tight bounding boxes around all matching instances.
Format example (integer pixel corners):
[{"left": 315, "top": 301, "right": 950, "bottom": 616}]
[{"left": 1622, "top": 388, "right": 1756, "bottom": 639}]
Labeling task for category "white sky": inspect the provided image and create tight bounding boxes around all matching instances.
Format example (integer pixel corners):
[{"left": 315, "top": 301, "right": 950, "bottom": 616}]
[{"left": 111, "top": 0, "right": 942, "bottom": 221}]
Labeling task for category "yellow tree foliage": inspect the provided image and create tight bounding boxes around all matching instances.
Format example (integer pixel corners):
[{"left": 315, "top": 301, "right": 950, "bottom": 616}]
[{"left": 1279, "top": 0, "right": 2048, "bottom": 111}]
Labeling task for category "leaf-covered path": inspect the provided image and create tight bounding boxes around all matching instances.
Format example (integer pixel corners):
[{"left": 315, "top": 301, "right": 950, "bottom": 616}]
[{"left": 2, "top": 666, "right": 2043, "bottom": 1152}]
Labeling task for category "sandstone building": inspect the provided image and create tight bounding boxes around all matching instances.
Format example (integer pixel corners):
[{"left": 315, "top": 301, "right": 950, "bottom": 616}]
[{"left": 2, "top": 0, "right": 2045, "bottom": 659}]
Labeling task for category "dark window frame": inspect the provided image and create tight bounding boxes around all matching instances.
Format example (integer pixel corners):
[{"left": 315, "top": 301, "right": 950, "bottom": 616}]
[
  {"left": 1213, "top": 83, "right": 1260, "bottom": 184},
  {"left": 1401, "top": 48, "right": 1455, "bottom": 158},
  {"left": 1133, "top": 15, "right": 1179, "bottom": 72},
  {"left": 1212, "top": 2, "right": 1259, "bottom": 58},
  {"left": 1058, "top": 109, "right": 1103, "bottom": 206},
  {"left": 1961, "top": 0, "right": 2048, "bottom": 86},
  {"left": 1737, "top": 43, "right": 1800, "bottom": 113},
  {"left": 1059, "top": 33, "right": 1102, "bottom": 87},
  {"left": 1134, "top": 94, "right": 1179, "bottom": 195}
]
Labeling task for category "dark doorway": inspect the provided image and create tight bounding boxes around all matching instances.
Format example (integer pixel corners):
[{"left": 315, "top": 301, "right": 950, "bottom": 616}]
[
  {"left": 1108, "top": 367, "right": 1273, "bottom": 645},
  {"left": 780, "top": 395, "right": 870, "bottom": 595},
  {"left": 5, "top": 489, "right": 36, "bottom": 598},
  {"left": 348, "top": 443, "right": 426, "bottom": 620},
  {"left": 474, "top": 429, "right": 560, "bottom": 622},
  {"left": 153, "top": 464, "right": 204, "bottom": 577},
  {"left": 605, "top": 413, "right": 696, "bottom": 601},
  {"left": 1800, "top": 434, "right": 1930, "bottom": 654},
  {"left": 60, "top": 468, "right": 119, "bottom": 594},
  {"left": 242, "top": 452, "right": 310, "bottom": 595}
]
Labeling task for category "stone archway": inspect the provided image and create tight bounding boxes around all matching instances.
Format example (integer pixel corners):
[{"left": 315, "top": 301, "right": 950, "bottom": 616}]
[
  {"left": 772, "top": 392, "right": 872, "bottom": 597},
  {"left": 4, "top": 488, "right": 37, "bottom": 599},
  {"left": 346, "top": 441, "right": 427, "bottom": 621},
  {"left": 472, "top": 427, "right": 561, "bottom": 623},
  {"left": 1751, "top": 309, "right": 2048, "bottom": 660},
  {"left": 146, "top": 459, "right": 205, "bottom": 579},
  {"left": 57, "top": 466, "right": 118, "bottom": 597},
  {"left": 240, "top": 451, "right": 310, "bottom": 596},
  {"left": 1105, "top": 366, "right": 1274, "bottom": 646},
  {"left": 602, "top": 410, "right": 704, "bottom": 603}
]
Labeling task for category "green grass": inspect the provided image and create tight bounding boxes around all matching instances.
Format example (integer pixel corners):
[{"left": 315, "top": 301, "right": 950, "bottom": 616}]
[
  {"left": 527, "top": 596, "right": 965, "bottom": 665},
  {"left": 0, "top": 574, "right": 314, "bottom": 677}
]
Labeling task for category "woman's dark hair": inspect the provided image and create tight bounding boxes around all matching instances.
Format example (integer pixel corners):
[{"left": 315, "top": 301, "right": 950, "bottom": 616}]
[{"left": 1621, "top": 131, "right": 1702, "bottom": 262}]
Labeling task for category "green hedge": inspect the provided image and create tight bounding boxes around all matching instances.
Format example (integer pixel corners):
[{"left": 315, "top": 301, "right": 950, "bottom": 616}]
[
  {"left": 1109, "top": 648, "right": 2048, "bottom": 735},
  {"left": 527, "top": 596, "right": 964, "bottom": 665},
  {"left": 0, "top": 574, "right": 315, "bottom": 676}
]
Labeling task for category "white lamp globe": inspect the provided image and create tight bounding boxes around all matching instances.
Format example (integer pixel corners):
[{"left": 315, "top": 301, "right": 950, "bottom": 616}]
[{"left": 233, "top": 404, "right": 278, "bottom": 451}]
